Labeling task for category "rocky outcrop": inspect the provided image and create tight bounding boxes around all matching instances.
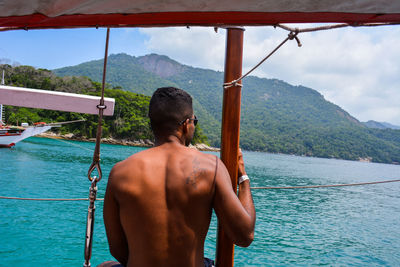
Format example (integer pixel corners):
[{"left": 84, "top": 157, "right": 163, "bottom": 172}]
[
  {"left": 189, "top": 143, "right": 220, "bottom": 152},
  {"left": 137, "top": 53, "right": 186, "bottom": 78},
  {"left": 37, "top": 132, "right": 219, "bottom": 151},
  {"left": 358, "top": 157, "right": 372, "bottom": 163},
  {"left": 37, "top": 132, "right": 154, "bottom": 147}
]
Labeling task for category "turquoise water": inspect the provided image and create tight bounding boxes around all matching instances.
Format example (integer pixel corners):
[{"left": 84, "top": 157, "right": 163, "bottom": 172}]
[{"left": 1, "top": 137, "right": 399, "bottom": 266}]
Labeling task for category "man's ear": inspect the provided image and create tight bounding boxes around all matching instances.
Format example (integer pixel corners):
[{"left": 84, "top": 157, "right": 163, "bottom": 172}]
[{"left": 182, "top": 119, "right": 189, "bottom": 133}]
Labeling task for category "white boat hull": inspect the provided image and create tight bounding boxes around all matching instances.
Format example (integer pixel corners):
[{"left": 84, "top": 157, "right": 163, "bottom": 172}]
[{"left": 0, "top": 125, "right": 52, "bottom": 147}]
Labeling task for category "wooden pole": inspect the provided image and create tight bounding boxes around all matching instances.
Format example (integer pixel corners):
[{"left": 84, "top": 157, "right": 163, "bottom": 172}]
[{"left": 215, "top": 27, "right": 244, "bottom": 267}]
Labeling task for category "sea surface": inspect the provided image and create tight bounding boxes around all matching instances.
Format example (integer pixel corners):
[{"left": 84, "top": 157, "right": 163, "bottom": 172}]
[{"left": 0, "top": 137, "right": 399, "bottom": 266}]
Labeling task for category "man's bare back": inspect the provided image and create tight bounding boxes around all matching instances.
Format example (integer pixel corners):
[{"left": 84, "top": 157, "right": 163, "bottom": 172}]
[
  {"left": 104, "top": 142, "right": 219, "bottom": 266},
  {"left": 102, "top": 87, "right": 255, "bottom": 267}
]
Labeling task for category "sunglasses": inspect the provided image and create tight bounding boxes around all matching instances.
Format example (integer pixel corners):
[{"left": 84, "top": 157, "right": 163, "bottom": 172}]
[{"left": 179, "top": 115, "right": 198, "bottom": 126}]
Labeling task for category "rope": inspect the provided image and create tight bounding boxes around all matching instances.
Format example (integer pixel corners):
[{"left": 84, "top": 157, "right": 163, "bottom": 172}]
[
  {"left": 251, "top": 179, "right": 400, "bottom": 189},
  {"left": 223, "top": 31, "right": 300, "bottom": 89},
  {"left": 47, "top": 137, "right": 93, "bottom": 152},
  {"left": 46, "top": 119, "right": 86, "bottom": 126},
  {"left": 87, "top": 27, "right": 110, "bottom": 183},
  {"left": 276, "top": 22, "right": 400, "bottom": 34},
  {"left": 223, "top": 22, "right": 400, "bottom": 89},
  {"left": 83, "top": 28, "right": 110, "bottom": 267},
  {"left": 1, "top": 179, "right": 398, "bottom": 201}
]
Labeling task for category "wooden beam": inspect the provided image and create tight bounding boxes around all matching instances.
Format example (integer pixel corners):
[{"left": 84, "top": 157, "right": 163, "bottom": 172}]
[
  {"left": 216, "top": 27, "right": 244, "bottom": 267},
  {"left": 0, "top": 85, "right": 115, "bottom": 116}
]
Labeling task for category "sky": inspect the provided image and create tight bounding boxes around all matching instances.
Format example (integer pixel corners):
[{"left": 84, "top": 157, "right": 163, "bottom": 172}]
[{"left": 1, "top": 25, "right": 399, "bottom": 126}]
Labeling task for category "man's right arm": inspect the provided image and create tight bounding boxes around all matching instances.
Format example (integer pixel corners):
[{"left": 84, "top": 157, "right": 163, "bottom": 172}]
[
  {"left": 212, "top": 153, "right": 256, "bottom": 247},
  {"left": 103, "top": 165, "right": 129, "bottom": 265}
]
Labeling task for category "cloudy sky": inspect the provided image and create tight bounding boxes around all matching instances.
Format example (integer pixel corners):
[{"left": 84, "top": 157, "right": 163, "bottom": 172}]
[{"left": 1, "top": 25, "right": 399, "bottom": 125}]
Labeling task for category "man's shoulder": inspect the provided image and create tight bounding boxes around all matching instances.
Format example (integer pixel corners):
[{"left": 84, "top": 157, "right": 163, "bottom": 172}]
[
  {"left": 109, "top": 151, "right": 148, "bottom": 179},
  {"left": 181, "top": 146, "right": 217, "bottom": 162},
  {"left": 118, "top": 148, "right": 154, "bottom": 165}
]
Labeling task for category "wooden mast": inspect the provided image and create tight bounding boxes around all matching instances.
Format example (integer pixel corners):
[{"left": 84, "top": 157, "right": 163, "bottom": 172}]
[{"left": 216, "top": 27, "right": 244, "bottom": 267}]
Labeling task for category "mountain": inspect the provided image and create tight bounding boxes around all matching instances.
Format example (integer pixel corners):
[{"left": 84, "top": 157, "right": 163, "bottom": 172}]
[
  {"left": 54, "top": 53, "right": 178, "bottom": 95},
  {"left": 363, "top": 120, "right": 400, "bottom": 130},
  {"left": 54, "top": 53, "right": 400, "bottom": 164}
]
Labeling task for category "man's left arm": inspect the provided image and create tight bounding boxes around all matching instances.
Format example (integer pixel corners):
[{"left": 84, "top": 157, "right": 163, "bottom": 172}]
[{"left": 103, "top": 168, "right": 128, "bottom": 265}]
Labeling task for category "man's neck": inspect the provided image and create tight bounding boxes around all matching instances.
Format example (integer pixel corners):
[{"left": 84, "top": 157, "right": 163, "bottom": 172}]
[{"left": 154, "top": 134, "right": 186, "bottom": 147}]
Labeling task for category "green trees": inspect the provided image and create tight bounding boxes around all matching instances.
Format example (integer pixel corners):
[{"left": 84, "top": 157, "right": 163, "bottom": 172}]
[{"left": 1, "top": 64, "right": 209, "bottom": 144}]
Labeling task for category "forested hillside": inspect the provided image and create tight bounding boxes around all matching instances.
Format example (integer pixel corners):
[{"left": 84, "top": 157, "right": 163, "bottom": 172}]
[
  {"left": 1, "top": 64, "right": 208, "bottom": 144},
  {"left": 53, "top": 53, "right": 400, "bottom": 164}
]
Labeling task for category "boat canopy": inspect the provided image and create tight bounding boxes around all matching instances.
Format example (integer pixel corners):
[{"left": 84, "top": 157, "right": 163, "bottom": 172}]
[{"left": 1, "top": 0, "right": 400, "bottom": 29}]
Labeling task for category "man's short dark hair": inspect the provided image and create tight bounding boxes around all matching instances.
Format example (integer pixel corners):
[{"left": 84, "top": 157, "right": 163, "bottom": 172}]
[{"left": 149, "top": 87, "right": 193, "bottom": 136}]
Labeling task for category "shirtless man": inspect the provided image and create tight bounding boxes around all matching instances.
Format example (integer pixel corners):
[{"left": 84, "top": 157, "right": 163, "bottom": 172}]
[{"left": 102, "top": 87, "right": 255, "bottom": 267}]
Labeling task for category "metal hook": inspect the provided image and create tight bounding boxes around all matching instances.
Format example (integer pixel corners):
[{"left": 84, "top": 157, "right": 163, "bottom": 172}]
[{"left": 87, "top": 162, "right": 102, "bottom": 182}]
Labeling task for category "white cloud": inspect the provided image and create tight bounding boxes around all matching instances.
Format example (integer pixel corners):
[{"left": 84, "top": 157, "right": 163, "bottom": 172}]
[
  {"left": 140, "top": 27, "right": 226, "bottom": 71},
  {"left": 139, "top": 25, "right": 400, "bottom": 125}
]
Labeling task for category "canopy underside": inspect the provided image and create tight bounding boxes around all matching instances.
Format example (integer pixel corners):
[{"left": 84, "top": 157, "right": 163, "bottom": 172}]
[{"left": 1, "top": 0, "right": 400, "bottom": 29}]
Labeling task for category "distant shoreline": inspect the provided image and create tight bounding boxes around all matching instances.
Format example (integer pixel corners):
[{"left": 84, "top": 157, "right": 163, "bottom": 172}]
[
  {"left": 37, "top": 132, "right": 220, "bottom": 152},
  {"left": 37, "top": 133, "right": 398, "bottom": 164}
]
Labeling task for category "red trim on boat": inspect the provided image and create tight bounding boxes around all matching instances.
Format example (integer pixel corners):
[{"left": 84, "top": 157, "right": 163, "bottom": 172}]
[
  {"left": 0, "top": 133, "right": 22, "bottom": 136},
  {"left": 0, "top": 142, "right": 15, "bottom": 148},
  {"left": 1, "top": 12, "right": 400, "bottom": 29}
]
